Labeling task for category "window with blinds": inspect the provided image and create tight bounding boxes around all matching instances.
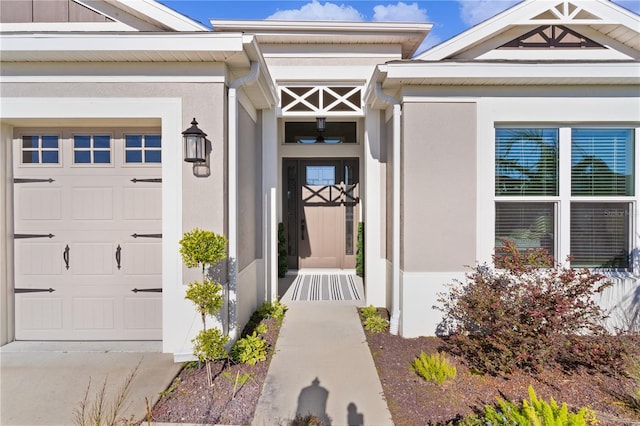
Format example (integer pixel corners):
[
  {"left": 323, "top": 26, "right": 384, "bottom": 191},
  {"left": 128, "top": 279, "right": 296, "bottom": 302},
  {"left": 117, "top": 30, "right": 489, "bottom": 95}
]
[
  {"left": 495, "top": 128, "right": 558, "bottom": 196},
  {"left": 494, "top": 127, "right": 635, "bottom": 269},
  {"left": 571, "top": 129, "right": 634, "bottom": 196}
]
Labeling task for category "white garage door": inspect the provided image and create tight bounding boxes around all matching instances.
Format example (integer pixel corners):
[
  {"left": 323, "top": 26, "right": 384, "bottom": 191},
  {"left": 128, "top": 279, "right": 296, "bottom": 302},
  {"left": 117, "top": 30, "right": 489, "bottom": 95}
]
[{"left": 13, "top": 129, "right": 162, "bottom": 340}]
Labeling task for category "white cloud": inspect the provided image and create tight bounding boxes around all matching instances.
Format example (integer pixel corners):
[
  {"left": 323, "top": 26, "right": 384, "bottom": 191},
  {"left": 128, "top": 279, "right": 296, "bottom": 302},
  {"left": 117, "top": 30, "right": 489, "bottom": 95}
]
[
  {"left": 267, "top": 0, "right": 364, "bottom": 21},
  {"left": 457, "top": 0, "right": 519, "bottom": 26},
  {"left": 372, "top": 2, "right": 428, "bottom": 22}
]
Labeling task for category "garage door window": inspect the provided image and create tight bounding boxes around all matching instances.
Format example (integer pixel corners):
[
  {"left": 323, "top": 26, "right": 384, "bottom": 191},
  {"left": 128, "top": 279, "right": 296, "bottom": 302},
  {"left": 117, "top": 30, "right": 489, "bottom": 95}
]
[
  {"left": 21, "top": 135, "right": 59, "bottom": 164},
  {"left": 125, "top": 135, "right": 161, "bottom": 164},
  {"left": 74, "top": 135, "right": 111, "bottom": 164}
]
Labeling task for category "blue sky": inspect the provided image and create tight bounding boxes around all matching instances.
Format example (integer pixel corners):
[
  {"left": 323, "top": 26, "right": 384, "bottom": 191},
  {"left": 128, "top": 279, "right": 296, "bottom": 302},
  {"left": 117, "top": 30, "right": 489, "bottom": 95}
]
[{"left": 159, "top": 0, "right": 640, "bottom": 54}]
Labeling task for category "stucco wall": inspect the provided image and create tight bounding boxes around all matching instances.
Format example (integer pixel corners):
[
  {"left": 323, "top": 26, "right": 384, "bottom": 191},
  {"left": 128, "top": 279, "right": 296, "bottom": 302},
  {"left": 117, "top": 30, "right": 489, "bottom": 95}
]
[{"left": 401, "top": 102, "right": 477, "bottom": 272}]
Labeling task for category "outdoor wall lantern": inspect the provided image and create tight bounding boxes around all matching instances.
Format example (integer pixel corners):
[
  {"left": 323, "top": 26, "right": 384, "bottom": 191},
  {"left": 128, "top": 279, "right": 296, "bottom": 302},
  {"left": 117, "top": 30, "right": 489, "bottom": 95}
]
[
  {"left": 316, "top": 117, "right": 326, "bottom": 143},
  {"left": 182, "top": 118, "right": 207, "bottom": 163}
]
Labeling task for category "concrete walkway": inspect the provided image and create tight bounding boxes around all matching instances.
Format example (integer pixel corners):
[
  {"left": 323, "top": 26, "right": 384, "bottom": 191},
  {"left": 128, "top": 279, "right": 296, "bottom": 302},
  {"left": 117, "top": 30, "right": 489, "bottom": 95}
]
[
  {"left": 0, "top": 341, "right": 180, "bottom": 426},
  {"left": 253, "top": 282, "right": 393, "bottom": 426}
]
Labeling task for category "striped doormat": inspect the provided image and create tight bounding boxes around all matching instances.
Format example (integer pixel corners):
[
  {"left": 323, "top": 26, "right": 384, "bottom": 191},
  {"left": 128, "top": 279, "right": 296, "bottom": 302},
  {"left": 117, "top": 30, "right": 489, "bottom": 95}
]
[{"left": 289, "top": 274, "right": 361, "bottom": 301}]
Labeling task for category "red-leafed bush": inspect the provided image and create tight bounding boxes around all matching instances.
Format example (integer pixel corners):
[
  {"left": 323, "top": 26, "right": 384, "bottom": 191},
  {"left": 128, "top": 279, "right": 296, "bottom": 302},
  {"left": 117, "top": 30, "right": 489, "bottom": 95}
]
[{"left": 437, "top": 240, "right": 624, "bottom": 375}]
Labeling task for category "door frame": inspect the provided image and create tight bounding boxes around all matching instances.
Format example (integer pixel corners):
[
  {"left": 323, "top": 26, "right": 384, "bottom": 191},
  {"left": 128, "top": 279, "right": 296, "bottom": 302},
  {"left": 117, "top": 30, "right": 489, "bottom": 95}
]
[{"left": 282, "top": 157, "right": 359, "bottom": 270}]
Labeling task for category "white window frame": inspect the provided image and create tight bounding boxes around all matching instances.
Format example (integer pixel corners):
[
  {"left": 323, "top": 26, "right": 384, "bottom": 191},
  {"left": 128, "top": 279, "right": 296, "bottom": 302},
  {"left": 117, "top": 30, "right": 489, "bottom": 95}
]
[
  {"left": 476, "top": 97, "right": 639, "bottom": 275},
  {"left": 123, "top": 133, "right": 162, "bottom": 166},
  {"left": 71, "top": 133, "right": 114, "bottom": 167},
  {"left": 16, "top": 133, "right": 62, "bottom": 167}
]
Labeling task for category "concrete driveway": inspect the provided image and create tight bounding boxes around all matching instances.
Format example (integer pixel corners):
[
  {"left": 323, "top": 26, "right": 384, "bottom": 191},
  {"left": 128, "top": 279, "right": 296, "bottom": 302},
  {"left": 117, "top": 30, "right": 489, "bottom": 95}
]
[{"left": 0, "top": 341, "right": 181, "bottom": 426}]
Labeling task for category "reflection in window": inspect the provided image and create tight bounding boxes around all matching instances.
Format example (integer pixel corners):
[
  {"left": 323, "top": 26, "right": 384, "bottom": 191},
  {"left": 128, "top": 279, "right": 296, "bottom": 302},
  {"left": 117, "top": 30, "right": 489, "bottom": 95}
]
[
  {"left": 74, "top": 135, "right": 111, "bottom": 164},
  {"left": 306, "top": 166, "right": 336, "bottom": 185},
  {"left": 495, "top": 128, "right": 558, "bottom": 196},
  {"left": 495, "top": 202, "right": 555, "bottom": 257},
  {"left": 21, "top": 135, "right": 59, "bottom": 164},
  {"left": 125, "top": 135, "right": 162, "bottom": 164}
]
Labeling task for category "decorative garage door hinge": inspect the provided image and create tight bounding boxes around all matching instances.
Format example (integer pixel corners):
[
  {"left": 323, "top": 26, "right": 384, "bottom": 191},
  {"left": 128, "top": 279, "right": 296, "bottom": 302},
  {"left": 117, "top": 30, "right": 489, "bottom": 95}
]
[
  {"left": 14, "top": 233, "right": 55, "bottom": 239},
  {"left": 131, "top": 288, "right": 162, "bottom": 293},
  {"left": 131, "top": 233, "right": 162, "bottom": 238},
  {"left": 14, "top": 178, "right": 55, "bottom": 184},
  {"left": 130, "top": 178, "right": 162, "bottom": 183},
  {"left": 15, "top": 288, "right": 55, "bottom": 293}
]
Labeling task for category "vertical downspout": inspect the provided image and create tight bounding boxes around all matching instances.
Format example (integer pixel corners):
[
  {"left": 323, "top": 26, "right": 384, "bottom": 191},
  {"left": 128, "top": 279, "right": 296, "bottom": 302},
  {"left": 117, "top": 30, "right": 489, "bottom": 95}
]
[
  {"left": 374, "top": 83, "right": 402, "bottom": 335},
  {"left": 227, "top": 61, "right": 260, "bottom": 341}
]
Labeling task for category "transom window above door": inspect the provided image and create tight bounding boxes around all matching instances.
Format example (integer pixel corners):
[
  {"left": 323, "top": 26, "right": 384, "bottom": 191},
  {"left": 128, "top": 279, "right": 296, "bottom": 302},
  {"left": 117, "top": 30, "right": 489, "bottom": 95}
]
[{"left": 284, "top": 122, "right": 357, "bottom": 144}]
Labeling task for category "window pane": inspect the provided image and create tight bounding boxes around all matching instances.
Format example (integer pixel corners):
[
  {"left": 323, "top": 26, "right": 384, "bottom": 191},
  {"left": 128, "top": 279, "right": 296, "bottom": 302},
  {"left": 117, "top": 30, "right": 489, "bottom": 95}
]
[
  {"left": 41, "top": 136, "right": 59, "bottom": 149},
  {"left": 22, "top": 136, "right": 39, "bottom": 149},
  {"left": 571, "top": 202, "right": 630, "bottom": 268},
  {"left": 42, "top": 151, "right": 59, "bottom": 164},
  {"left": 495, "top": 202, "right": 555, "bottom": 258},
  {"left": 93, "top": 135, "right": 110, "bottom": 149},
  {"left": 94, "top": 151, "right": 111, "bottom": 164},
  {"left": 145, "top": 135, "right": 161, "bottom": 148},
  {"left": 23, "top": 150, "right": 39, "bottom": 164},
  {"left": 145, "top": 151, "right": 161, "bottom": 163},
  {"left": 495, "top": 128, "right": 558, "bottom": 196},
  {"left": 74, "top": 136, "right": 91, "bottom": 148},
  {"left": 306, "top": 166, "right": 335, "bottom": 185},
  {"left": 126, "top": 151, "right": 142, "bottom": 163},
  {"left": 74, "top": 151, "right": 91, "bottom": 163},
  {"left": 125, "top": 135, "right": 142, "bottom": 148},
  {"left": 572, "top": 129, "right": 634, "bottom": 196}
]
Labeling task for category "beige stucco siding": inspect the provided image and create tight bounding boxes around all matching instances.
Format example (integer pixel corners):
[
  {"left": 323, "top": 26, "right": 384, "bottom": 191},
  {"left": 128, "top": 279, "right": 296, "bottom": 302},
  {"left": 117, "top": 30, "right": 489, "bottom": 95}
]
[
  {"left": 237, "top": 105, "right": 262, "bottom": 271},
  {"left": 401, "top": 102, "right": 477, "bottom": 272}
]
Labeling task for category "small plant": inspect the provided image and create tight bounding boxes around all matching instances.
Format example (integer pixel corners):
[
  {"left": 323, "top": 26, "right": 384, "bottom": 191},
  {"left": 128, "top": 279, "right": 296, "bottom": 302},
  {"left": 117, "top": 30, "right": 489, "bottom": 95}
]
[
  {"left": 256, "top": 300, "right": 287, "bottom": 321},
  {"left": 192, "top": 328, "right": 229, "bottom": 363},
  {"left": 73, "top": 362, "right": 140, "bottom": 426},
  {"left": 360, "top": 305, "right": 389, "bottom": 333},
  {"left": 255, "top": 322, "right": 268, "bottom": 335},
  {"left": 356, "top": 222, "right": 364, "bottom": 277},
  {"left": 290, "top": 414, "right": 325, "bottom": 426},
  {"left": 278, "top": 223, "right": 288, "bottom": 278},
  {"left": 230, "top": 332, "right": 269, "bottom": 365},
  {"left": 222, "top": 371, "right": 254, "bottom": 399},
  {"left": 479, "top": 385, "right": 598, "bottom": 425},
  {"left": 612, "top": 357, "right": 640, "bottom": 414},
  {"left": 410, "top": 351, "right": 457, "bottom": 385}
]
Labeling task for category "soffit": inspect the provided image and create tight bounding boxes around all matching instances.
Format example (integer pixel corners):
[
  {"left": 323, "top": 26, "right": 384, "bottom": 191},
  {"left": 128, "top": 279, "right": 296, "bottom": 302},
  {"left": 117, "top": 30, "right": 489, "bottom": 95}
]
[{"left": 211, "top": 20, "right": 431, "bottom": 59}]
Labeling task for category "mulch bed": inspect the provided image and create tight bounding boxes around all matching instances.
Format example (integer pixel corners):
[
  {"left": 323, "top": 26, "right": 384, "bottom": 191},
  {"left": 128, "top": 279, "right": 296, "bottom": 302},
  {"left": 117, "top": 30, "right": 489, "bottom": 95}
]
[
  {"left": 149, "top": 317, "right": 281, "bottom": 425},
  {"left": 365, "top": 317, "right": 640, "bottom": 425}
]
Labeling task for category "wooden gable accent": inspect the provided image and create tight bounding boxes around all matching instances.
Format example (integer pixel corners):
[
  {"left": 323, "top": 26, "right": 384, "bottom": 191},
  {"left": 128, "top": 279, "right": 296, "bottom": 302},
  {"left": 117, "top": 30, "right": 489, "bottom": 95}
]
[
  {"left": 499, "top": 25, "right": 604, "bottom": 49},
  {"left": 1, "top": 0, "right": 111, "bottom": 23}
]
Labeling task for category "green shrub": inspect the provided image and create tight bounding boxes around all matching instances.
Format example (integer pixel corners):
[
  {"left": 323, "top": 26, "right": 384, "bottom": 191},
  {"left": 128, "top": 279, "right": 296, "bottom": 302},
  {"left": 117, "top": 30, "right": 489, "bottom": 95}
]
[
  {"left": 360, "top": 305, "right": 378, "bottom": 320},
  {"left": 437, "top": 240, "right": 621, "bottom": 375},
  {"left": 364, "top": 314, "right": 388, "bottom": 333},
  {"left": 230, "top": 332, "right": 269, "bottom": 365},
  {"left": 356, "top": 222, "right": 364, "bottom": 277},
  {"left": 410, "top": 351, "right": 457, "bottom": 385},
  {"left": 479, "top": 385, "right": 598, "bottom": 425},
  {"left": 278, "top": 223, "right": 288, "bottom": 278},
  {"left": 192, "top": 328, "right": 229, "bottom": 363},
  {"left": 179, "top": 228, "right": 227, "bottom": 273},
  {"left": 256, "top": 300, "right": 287, "bottom": 321},
  {"left": 255, "top": 323, "right": 268, "bottom": 335},
  {"left": 184, "top": 280, "right": 224, "bottom": 319}
]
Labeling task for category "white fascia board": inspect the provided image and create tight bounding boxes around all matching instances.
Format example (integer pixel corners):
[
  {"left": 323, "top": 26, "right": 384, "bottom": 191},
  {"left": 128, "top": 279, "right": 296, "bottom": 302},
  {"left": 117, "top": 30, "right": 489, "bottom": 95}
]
[
  {"left": 241, "top": 35, "right": 278, "bottom": 107},
  {"left": 0, "top": 22, "right": 135, "bottom": 32},
  {"left": 211, "top": 19, "right": 431, "bottom": 33},
  {"left": 108, "top": 0, "right": 208, "bottom": 31},
  {"left": 385, "top": 61, "right": 640, "bottom": 84},
  {"left": 0, "top": 32, "right": 244, "bottom": 55}
]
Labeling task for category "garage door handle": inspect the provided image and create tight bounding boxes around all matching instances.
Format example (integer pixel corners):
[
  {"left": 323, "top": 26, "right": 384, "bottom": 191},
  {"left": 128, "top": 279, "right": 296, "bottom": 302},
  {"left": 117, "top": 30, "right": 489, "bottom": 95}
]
[
  {"left": 63, "top": 245, "right": 70, "bottom": 270},
  {"left": 115, "top": 245, "right": 122, "bottom": 270}
]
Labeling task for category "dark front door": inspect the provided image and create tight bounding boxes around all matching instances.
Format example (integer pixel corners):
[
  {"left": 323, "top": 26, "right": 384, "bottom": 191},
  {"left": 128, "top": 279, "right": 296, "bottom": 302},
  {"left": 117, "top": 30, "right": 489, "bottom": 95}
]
[{"left": 283, "top": 159, "right": 359, "bottom": 270}]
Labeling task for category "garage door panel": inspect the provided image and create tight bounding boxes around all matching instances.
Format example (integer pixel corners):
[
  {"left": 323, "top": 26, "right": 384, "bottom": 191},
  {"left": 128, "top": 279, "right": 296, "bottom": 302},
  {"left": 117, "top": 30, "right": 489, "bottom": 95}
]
[
  {"left": 122, "top": 242, "right": 161, "bottom": 275},
  {"left": 124, "top": 297, "right": 162, "bottom": 329},
  {"left": 72, "top": 243, "right": 114, "bottom": 275},
  {"left": 17, "top": 297, "right": 64, "bottom": 330},
  {"left": 18, "top": 242, "right": 63, "bottom": 275},
  {"left": 15, "top": 187, "right": 62, "bottom": 221},
  {"left": 72, "top": 187, "right": 114, "bottom": 220},
  {"left": 14, "top": 130, "right": 163, "bottom": 341},
  {"left": 123, "top": 187, "right": 162, "bottom": 220},
  {"left": 72, "top": 297, "right": 115, "bottom": 330}
]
